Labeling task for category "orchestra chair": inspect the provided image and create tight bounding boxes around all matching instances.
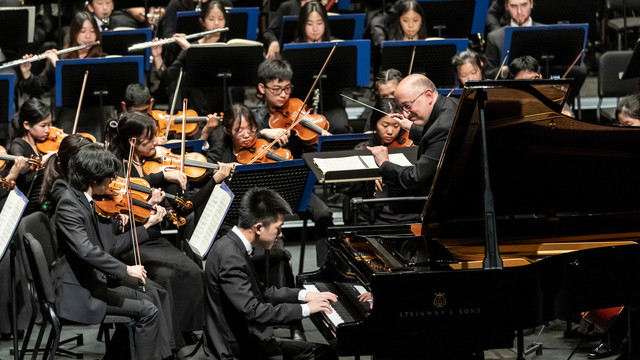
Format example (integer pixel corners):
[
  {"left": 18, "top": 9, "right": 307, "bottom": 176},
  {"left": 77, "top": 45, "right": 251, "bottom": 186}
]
[
  {"left": 607, "top": 0, "right": 640, "bottom": 50},
  {"left": 597, "top": 50, "right": 637, "bottom": 122},
  {"left": 21, "top": 232, "right": 136, "bottom": 360}
]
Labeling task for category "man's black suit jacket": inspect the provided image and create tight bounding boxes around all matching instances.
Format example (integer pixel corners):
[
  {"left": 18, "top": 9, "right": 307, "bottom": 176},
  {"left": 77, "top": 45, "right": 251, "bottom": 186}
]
[
  {"left": 196, "top": 230, "right": 303, "bottom": 359},
  {"left": 52, "top": 186, "right": 150, "bottom": 324}
]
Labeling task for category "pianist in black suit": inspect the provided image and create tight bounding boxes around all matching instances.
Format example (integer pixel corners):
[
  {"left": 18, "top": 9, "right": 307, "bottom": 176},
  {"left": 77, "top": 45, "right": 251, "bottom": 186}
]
[
  {"left": 187, "top": 187, "right": 338, "bottom": 360},
  {"left": 368, "top": 74, "right": 459, "bottom": 194}
]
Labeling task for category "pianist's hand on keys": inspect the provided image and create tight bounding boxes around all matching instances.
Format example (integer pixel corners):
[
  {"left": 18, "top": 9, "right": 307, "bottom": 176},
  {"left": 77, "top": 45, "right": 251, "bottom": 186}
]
[{"left": 305, "top": 291, "right": 338, "bottom": 315}]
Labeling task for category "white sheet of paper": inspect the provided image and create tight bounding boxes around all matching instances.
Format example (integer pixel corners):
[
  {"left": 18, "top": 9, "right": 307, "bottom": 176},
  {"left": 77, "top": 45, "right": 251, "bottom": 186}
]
[
  {"left": 189, "top": 183, "right": 233, "bottom": 258},
  {"left": 314, "top": 156, "right": 368, "bottom": 173},
  {"left": 0, "top": 188, "right": 29, "bottom": 261},
  {"left": 388, "top": 153, "right": 413, "bottom": 167}
]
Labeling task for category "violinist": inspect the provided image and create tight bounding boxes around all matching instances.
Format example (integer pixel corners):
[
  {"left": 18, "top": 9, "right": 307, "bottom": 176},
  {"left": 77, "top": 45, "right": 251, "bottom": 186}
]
[
  {"left": 452, "top": 49, "right": 484, "bottom": 87},
  {"left": 510, "top": 55, "right": 542, "bottom": 80},
  {"left": 53, "top": 144, "right": 172, "bottom": 360},
  {"left": 6, "top": 98, "right": 53, "bottom": 196}
]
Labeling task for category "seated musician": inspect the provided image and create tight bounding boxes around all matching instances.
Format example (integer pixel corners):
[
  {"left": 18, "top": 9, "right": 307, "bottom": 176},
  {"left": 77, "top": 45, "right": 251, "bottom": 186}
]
[
  {"left": 483, "top": 0, "right": 585, "bottom": 102},
  {"left": 184, "top": 187, "right": 338, "bottom": 360},
  {"left": 617, "top": 93, "right": 640, "bottom": 126},
  {"left": 368, "top": 74, "right": 459, "bottom": 194},
  {"left": 105, "top": 111, "right": 233, "bottom": 347},
  {"left": 159, "top": 0, "right": 232, "bottom": 40},
  {"left": 53, "top": 143, "right": 172, "bottom": 360},
  {"left": 452, "top": 49, "right": 484, "bottom": 87},
  {"left": 388, "top": 0, "right": 428, "bottom": 41},
  {"left": 291, "top": 2, "right": 351, "bottom": 134},
  {"left": 86, "top": 0, "right": 114, "bottom": 31},
  {"left": 363, "top": 68, "right": 404, "bottom": 132},
  {"left": 263, "top": 0, "right": 312, "bottom": 59},
  {"left": 509, "top": 55, "right": 542, "bottom": 80}
]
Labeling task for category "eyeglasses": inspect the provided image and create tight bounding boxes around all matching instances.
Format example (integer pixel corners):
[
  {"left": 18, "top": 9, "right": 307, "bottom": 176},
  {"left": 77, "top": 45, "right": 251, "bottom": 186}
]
[
  {"left": 264, "top": 85, "right": 294, "bottom": 95},
  {"left": 398, "top": 91, "right": 424, "bottom": 114}
]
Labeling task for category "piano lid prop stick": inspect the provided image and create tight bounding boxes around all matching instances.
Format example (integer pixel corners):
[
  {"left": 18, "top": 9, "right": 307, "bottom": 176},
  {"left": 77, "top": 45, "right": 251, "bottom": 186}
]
[
  {"left": 494, "top": 50, "right": 510, "bottom": 80},
  {"left": 340, "top": 94, "right": 394, "bottom": 117},
  {"left": 408, "top": 46, "right": 417, "bottom": 75},
  {"left": 72, "top": 70, "right": 89, "bottom": 135},
  {"left": 562, "top": 49, "right": 585, "bottom": 79}
]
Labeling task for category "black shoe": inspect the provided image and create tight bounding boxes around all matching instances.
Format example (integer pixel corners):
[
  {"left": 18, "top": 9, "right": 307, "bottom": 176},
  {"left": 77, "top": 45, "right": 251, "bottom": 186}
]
[
  {"left": 589, "top": 343, "right": 616, "bottom": 359},
  {"left": 291, "top": 329, "right": 307, "bottom": 342}
]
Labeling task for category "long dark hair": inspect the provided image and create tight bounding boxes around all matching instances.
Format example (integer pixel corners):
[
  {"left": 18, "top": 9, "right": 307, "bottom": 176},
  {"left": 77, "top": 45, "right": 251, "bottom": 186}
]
[
  {"left": 369, "top": 99, "right": 399, "bottom": 146},
  {"left": 66, "top": 12, "right": 103, "bottom": 58},
  {"left": 371, "top": 68, "right": 403, "bottom": 101},
  {"left": 68, "top": 143, "right": 121, "bottom": 192},
  {"left": 39, "top": 134, "right": 93, "bottom": 203},
  {"left": 294, "top": 1, "right": 331, "bottom": 43},
  {"left": 8, "top": 98, "right": 51, "bottom": 145},
  {"left": 391, "top": 0, "right": 428, "bottom": 40},
  {"left": 105, "top": 111, "right": 156, "bottom": 160},
  {"left": 222, "top": 104, "right": 258, "bottom": 148},
  {"left": 199, "top": 1, "right": 229, "bottom": 42}
]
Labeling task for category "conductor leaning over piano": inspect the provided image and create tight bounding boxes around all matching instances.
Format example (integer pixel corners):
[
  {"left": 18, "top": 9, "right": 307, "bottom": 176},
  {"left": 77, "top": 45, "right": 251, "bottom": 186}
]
[
  {"left": 368, "top": 74, "right": 459, "bottom": 194},
  {"left": 186, "top": 187, "right": 338, "bottom": 360}
]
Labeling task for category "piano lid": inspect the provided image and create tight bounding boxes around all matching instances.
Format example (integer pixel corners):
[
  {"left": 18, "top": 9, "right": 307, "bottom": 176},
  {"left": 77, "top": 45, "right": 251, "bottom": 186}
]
[{"left": 423, "top": 79, "right": 640, "bottom": 238}]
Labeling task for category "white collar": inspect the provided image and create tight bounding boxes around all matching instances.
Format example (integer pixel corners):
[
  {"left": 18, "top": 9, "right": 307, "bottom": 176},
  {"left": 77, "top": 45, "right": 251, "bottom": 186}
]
[
  {"left": 232, "top": 226, "right": 253, "bottom": 255},
  {"left": 83, "top": 192, "right": 93, "bottom": 204},
  {"left": 510, "top": 17, "right": 533, "bottom": 27}
]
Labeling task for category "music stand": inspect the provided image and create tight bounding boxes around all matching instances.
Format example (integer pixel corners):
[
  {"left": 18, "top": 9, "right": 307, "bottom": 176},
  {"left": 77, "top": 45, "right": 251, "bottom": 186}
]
[
  {"left": 381, "top": 39, "right": 467, "bottom": 88},
  {"left": 101, "top": 29, "right": 152, "bottom": 71},
  {"left": 176, "top": 8, "right": 259, "bottom": 41},
  {"left": 0, "top": 74, "right": 16, "bottom": 142},
  {"left": 184, "top": 42, "right": 263, "bottom": 107},
  {"left": 0, "top": 7, "right": 35, "bottom": 50},
  {"left": 530, "top": 0, "right": 598, "bottom": 39},
  {"left": 317, "top": 133, "right": 371, "bottom": 152},
  {"left": 55, "top": 56, "right": 144, "bottom": 130},
  {"left": 162, "top": 139, "right": 205, "bottom": 154},
  {"left": 279, "top": 13, "right": 366, "bottom": 45},
  {"left": 416, "top": 0, "right": 489, "bottom": 37},
  {"left": 113, "top": 0, "right": 167, "bottom": 8},
  {"left": 622, "top": 38, "right": 640, "bottom": 80},
  {"left": 502, "top": 24, "right": 589, "bottom": 78},
  {"left": 282, "top": 40, "right": 370, "bottom": 112}
]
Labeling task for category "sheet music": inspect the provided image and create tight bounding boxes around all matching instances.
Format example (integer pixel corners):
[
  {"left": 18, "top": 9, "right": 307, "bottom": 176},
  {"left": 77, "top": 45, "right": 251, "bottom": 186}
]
[
  {"left": 314, "top": 156, "right": 368, "bottom": 173},
  {"left": 188, "top": 182, "right": 234, "bottom": 259},
  {"left": 0, "top": 188, "right": 28, "bottom": 261}
]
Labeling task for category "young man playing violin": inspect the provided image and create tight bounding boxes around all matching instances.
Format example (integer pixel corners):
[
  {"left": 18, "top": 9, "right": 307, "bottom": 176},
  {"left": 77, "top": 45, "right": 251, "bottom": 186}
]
[{"left": 53, "top": 143, "right": 173, "bottom": 360}]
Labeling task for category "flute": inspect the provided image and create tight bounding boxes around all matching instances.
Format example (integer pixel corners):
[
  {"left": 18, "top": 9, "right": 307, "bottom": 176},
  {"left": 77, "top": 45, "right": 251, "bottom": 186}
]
[
  {"left": 0, "top": 41, "right": 100, "bottom": 71},
  {"left": 127, "top": 27, "right": 229, "bottom": 52}
]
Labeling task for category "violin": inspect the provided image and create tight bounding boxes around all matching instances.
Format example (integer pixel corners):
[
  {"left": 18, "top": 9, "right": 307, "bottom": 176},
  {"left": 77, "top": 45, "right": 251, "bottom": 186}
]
[
  {"left": 0, "top": 145, "right": 43, "bottom": 171},
  {"left": 152, "top": 109, "right": 215, "bottom": 138},
  {"left": 142, "top": 146, "right": 219, "bottom": 182},
  {"left": 269, "top": 98, "right": 331, "bottom": 146},
  {"left": 236, "top": 138, "right": 293, "bottom": 164},
  {"left": 386, "top": 129, "right": 414, "bottom": 148},
  {"left": 36, "top": 127, "right": 97, "bottom": 154},
  {"left": 112, "top": 176, "right": 193, "bottom": 210},
  {"left": 94, "top": 184, "right": 185, "bottom": 228}
]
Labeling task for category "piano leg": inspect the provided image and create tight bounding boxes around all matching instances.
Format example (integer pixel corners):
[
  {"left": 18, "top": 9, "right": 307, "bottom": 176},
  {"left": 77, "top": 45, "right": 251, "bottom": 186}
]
[{"left": 517, "top": 329, "right": 525, "bottom": 360}]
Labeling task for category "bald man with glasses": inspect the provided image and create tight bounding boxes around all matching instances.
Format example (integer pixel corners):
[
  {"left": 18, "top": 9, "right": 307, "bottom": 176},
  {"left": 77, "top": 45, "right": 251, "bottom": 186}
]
[{"left": 368, "top": 74, "right": 459, "bottom": 194}]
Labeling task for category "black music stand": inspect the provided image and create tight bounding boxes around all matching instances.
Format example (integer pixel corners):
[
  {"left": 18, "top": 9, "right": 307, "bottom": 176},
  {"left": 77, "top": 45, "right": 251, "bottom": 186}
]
[
  {"left": 55, "top": 56, "right": 144, "bottom": 134},
  {"left": 502, "top": 24, "right": 588, "bottom": 79},
  {"left": 184, "top": 43, "right": 263, "bottom": 108},
  {"left": 622, "top": 38, "right": 640, "bottom": 80},
  {"left": 317, "top": 133, "right": 371, "bottom": 152},
  {"left": 224, "top": 159, "right": 315, "bottom": 277},
  {"left": 0, "top": 7, "right": 35, "bottom": 50},
  {"left": 417, "top": 0, "right": 476, "bottom": 38},
  {"left": 380, "top": 39, "right": 467, "bottom": 88},
  {"left": 530, "top": 0, "right": 598, "bottom": 39},
  {"left": 101, "top": 29, "right": 152, "bottom": 71},
  {"left": 0, "top": 74, "right": 16, "bottom": 142}
]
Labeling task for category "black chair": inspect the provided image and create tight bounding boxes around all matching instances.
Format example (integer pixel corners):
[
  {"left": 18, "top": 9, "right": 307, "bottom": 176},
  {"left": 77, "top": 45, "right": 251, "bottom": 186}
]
[
  {"left": 22, "top": 233, "right": 136, "bottom": 360},
  {"left": 597, "top": 50, "right": 638, "bottom": 122}
]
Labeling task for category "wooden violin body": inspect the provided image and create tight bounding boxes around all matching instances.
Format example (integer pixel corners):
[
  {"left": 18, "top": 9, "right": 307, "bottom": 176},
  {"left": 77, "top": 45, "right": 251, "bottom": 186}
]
[
  {"left": 113, "top": 176, "right": 193, "bottom": 210},
  {"left": 152, "top": 110, "right": 213, "bottom": 138},
  {"left": 236, "top": 138, "right": 293, "bottom": 164},
  {"left": 142, "top": 146, "right": 219, "bottom": 182},
  {"left": 36, "top": 127, "right": 97, "bottom": 154},
  {"left": 269, "top": 98, "right": 330, "bottom": 146},
  {"left": 387, "top": 129, "right": 414, "bottom": 148}
]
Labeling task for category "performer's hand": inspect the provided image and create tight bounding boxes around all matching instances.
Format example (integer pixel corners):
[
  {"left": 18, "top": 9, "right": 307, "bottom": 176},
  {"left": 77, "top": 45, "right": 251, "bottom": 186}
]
[
  {"left": 156, "top": 136, "right": 168, "bottom": 145},
  {"left": 260, "top": 128, "right": 290, "bottom": 146},
  {"left": 148, "top": 187, "right": 165, "bottom": 206},
  {"left": 43, "top": 49, "right": 59, "bottom": 68},
  {"left": 321, "top": 130, "right": 332, "bottom": 137},
  {"left": 20, "top": 54, "right": 33, "bottom": 78},
  {"left": 144, "top": 204, "right": 166, "bottom": 228},
  {"left": 305, "top": 291, "right": 338, "bottom": 303},
  {"left": 117, "top": 214, "right": 130, "bottom": 231},
  {"left": 128, "top": 7, "right": 147, "bottom": 23},
  {"left": 307, "top": 297, "right": 334, "bottom": 314},
  {"left": 163, "top": 168, "right": 187, "bottom": 190},
  {"left": 127, "top": 265, "right": 147, "bottom": 284},
  {"left": 265, "top": 41, "right": 280, "bottom": 59},
  {"left": 42, "top": 152, "right": 55, "bottom": 165},
  {"left": 7, "top": 157, "right": 27, "bottom": 181},
  {"left": 213, "top": 162, "right": 234, "bottom": 183},
  {"left": 173, "top": 33, "right": 191, "bottom": 51},
  {"left": 200, "top": 113, "right": 220, "bottom": 140},
  {"left": 358, "top": 291, "right": 372, "bottom": 303},
  {"left": 367, "top": 146, "right": 389, "bottom": 167},
  {"left": 374, "top": 179, "right": 385, "bottom": 192},
  {"left": 391, "top": 113, "right": 412, "bottom": 131}
]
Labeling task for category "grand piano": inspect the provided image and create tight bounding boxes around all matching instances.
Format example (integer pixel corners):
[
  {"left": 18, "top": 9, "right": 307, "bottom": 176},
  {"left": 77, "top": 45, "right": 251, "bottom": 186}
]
[{"left": 299, "top": 80, "right": 640, "bottom": 358}]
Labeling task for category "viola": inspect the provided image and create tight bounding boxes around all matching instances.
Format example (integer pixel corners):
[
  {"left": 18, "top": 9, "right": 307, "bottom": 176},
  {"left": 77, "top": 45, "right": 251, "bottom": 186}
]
[
  {"left": 236, "top": 138, "right": 293, "bottom": 164},
  {"left": 269, "top": 98, "right": 331, "bottom": 146},
  {"left": 142, "top": 146, "right": 219, "bottom": 182},
  {"left": 386, "top": 129, "right": 414, "bottom": 148},
  {"left": 0, "top": 145, "right": 43, "bottom": 171},
  {"left": 112, "top": 176, "right": 193, "bottom": 210},
  {"left": 94, "top": 184, "right": 185, "bottom": 228},
  {"left": 152, "top": 109, "right": 213, "bottom": 138},
  {"left": 36, "top": 127, "right": 97, "bottom": 154}
]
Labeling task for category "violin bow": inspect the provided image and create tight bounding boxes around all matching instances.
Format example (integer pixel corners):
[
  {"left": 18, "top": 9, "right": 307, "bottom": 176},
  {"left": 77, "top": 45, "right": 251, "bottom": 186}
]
[
  {"left": 562, "top": 49, "right": 585, "bottom": 79},
  {"left": 408, "top": 46, "right": 416, "bottom": 75},
  {"left": 494, "top": 50, "right": 510, "bottom": 80},
  {"left": 126, "top": 137, "right": 145, "bottom": 292},
  {"left": 180, "top": 99, "right": 187, "bottom": 174},
  {"left": 165, "top": 69, "right": 184, "bottom": 139},
  {"left": 72, "top": 70, "right": 89, "bottom": 134},
  {"left": 248, "top": 43, "right": 339, "bottom": 164}
]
